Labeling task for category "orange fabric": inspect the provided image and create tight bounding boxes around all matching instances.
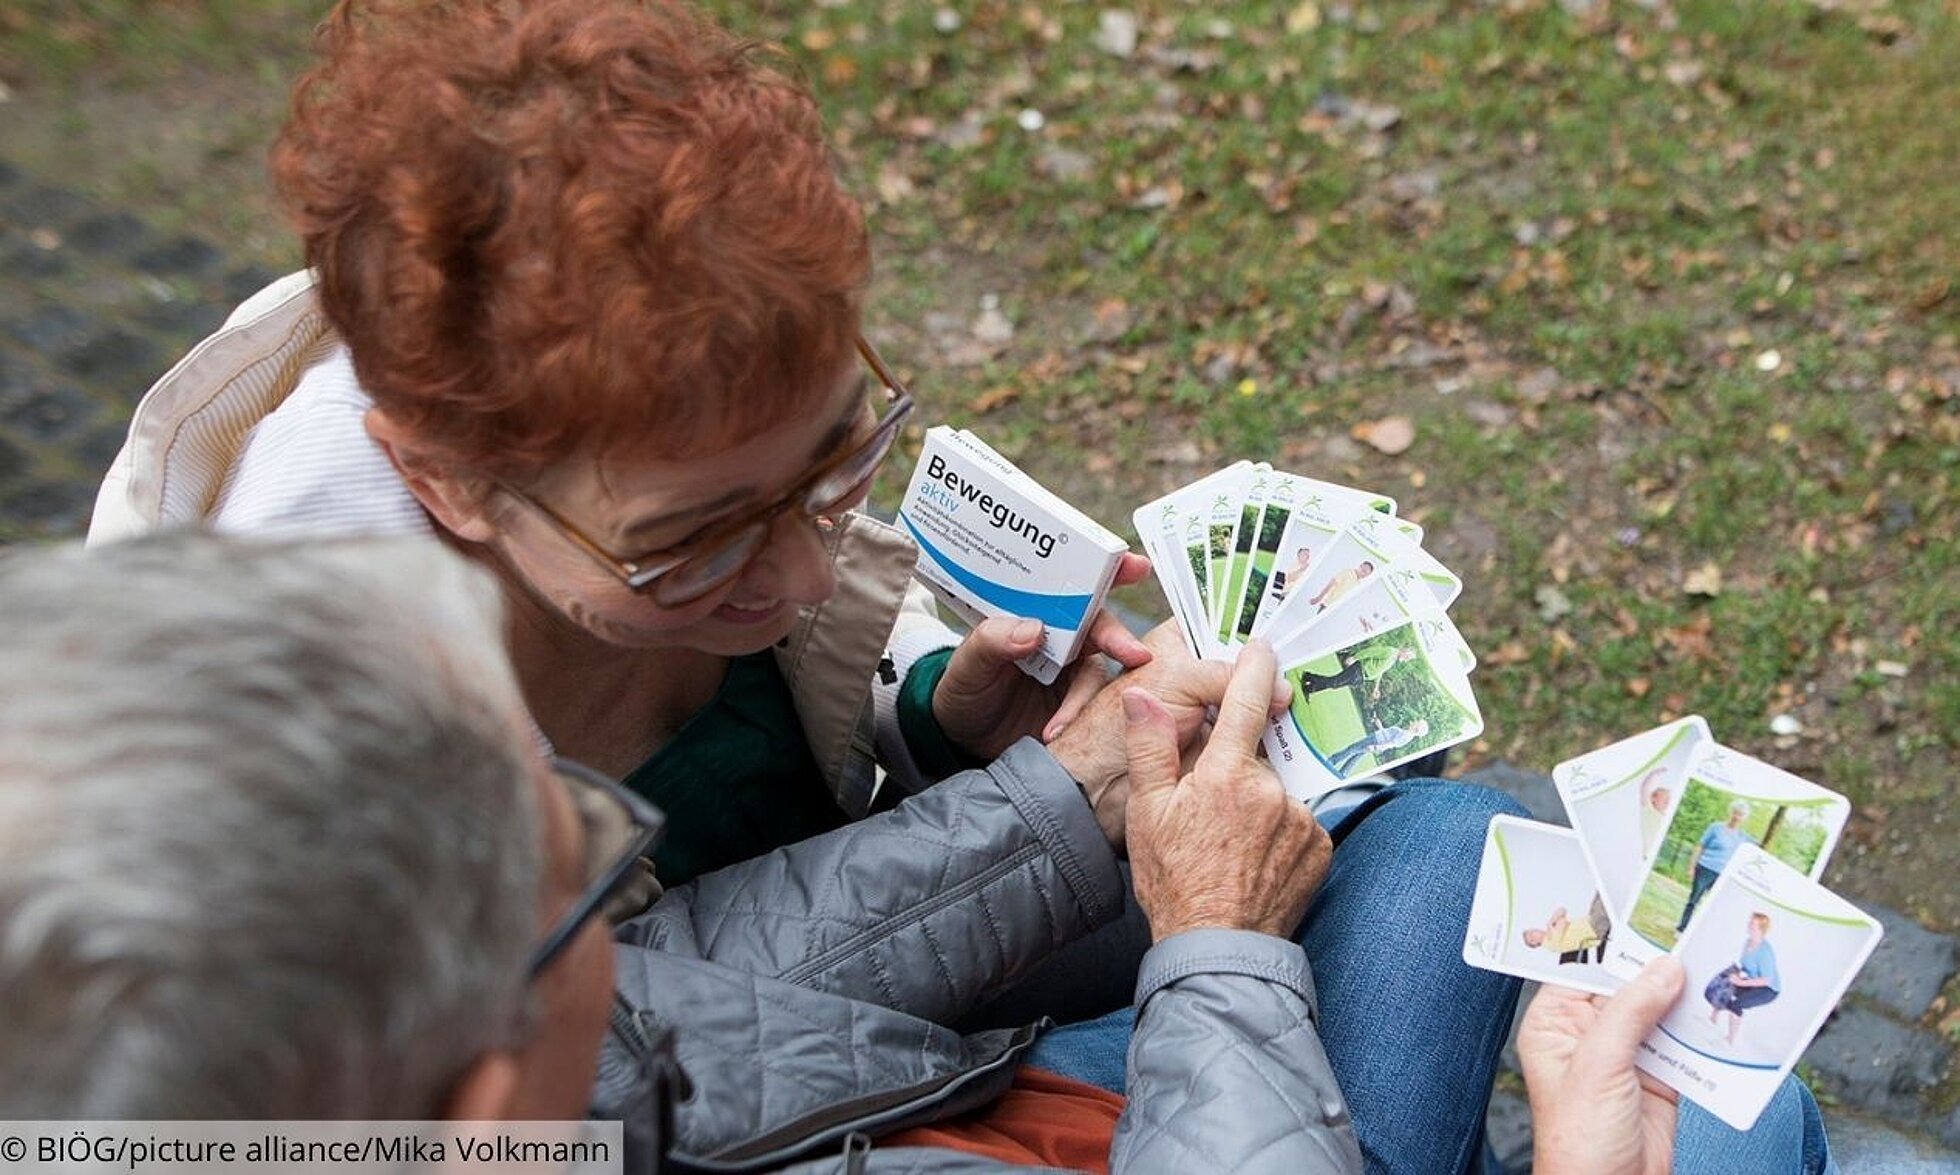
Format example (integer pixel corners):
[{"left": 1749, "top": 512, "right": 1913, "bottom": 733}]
[{"left": 881, "top": 1067, "right": 1125, "bottom": 1172}]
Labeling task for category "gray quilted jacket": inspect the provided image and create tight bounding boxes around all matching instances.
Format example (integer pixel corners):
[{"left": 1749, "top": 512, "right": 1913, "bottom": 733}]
[{"left": 593, "top": 739, "right": 1362, "bottom": 1174}]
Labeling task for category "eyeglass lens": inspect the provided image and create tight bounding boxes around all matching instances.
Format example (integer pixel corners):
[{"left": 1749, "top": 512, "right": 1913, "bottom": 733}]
[{"left": 649, "top": 408, "right": 905, "bottom": 606}]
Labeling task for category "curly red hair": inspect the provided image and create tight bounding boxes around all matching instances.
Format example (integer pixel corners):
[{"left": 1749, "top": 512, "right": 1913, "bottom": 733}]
[{"left": 272, "top": 0, "right": 870, "bottom": 477}]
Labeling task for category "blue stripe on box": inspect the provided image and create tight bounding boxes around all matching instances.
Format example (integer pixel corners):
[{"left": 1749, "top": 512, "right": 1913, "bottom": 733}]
[{"left": 901, "top": 514, "right": 1091, "bottom": 631}]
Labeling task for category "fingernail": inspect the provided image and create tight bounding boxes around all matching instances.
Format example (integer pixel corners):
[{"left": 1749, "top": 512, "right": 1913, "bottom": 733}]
[
  {"left": 1012, "top": 619, "right": 1042, "bottom": 645},
  {"left": 1044, "top": 720, "right": 1069, "bottom": 742},
  {"left": 1122, "top": 691, "right": 1151, "bottom": 725}
]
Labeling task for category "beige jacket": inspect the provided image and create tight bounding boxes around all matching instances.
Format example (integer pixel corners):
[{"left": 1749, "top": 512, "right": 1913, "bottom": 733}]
[{"left": 88, "top": 272, "right": 957, "bottom": 814}]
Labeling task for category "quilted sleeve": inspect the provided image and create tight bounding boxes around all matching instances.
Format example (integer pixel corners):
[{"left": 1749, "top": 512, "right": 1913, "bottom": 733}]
[
  {"left": 1110, "top": 929, "right": 1362, "bottom": 1175},
  {"left": 613, "top": 738, "right": 1126, "bottom": 1023}
]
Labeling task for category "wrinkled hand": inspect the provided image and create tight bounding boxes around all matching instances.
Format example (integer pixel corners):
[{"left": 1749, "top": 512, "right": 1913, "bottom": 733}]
[
  {"left": 1519, "top": 958, "right": 1685, "bottom": 1175},
  {"left": 932, "top": 553, "right": 1153, "bottom": 760},
  {"left": 1122, "top": 640, "right": 1331, "bottom": 942},
  {"left": 1047, "top": 620, "right": 1287, "bottom": 847}
]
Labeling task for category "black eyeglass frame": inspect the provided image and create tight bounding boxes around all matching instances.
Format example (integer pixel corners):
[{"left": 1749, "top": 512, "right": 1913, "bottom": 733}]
[{"left": 528, "top": 757, "right": 665, "bottom": 978}]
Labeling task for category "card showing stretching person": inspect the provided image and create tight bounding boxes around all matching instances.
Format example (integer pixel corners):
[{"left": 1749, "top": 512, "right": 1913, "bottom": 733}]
[
  {"left": 1606, "top": 744, "right": 1849, "bottom": 979},
  {"left": 1554, "top": 717, "right": 1713, "bottom": 926},
  {"left": 1636, "top": 846, "right": 1881, "bottom": 1130},
  {"left": 1264, "top": 603, "right": 1481, "bottom": 800},
  {"left": 1462, "top": 816, "right": 1620, "bottom": 996}
]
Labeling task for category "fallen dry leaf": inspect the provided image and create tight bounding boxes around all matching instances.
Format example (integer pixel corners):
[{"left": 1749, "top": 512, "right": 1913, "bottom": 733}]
[
  {"left": 1352, "top": 416, "right": 1416, "bottom": 455},
  {"left": 1486, "top": 641, "right": 1532, "bottom": 667},
  {"left": 1682, "top": 561, "right": 1723, "bottom": 597},
  {"left": 968, "top": 385, "right": 1019, "bottom": 414},
  {"left": 1285, "top": 1, "right": 1322, "bottom": 34}
]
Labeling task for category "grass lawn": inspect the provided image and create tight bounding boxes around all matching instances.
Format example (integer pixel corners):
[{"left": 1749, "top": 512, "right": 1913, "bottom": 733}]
[
  {"left": 1216, "top": 547, "right": 1272, "bottom": 641},
  {"left": 1, "top": 0, "right": 1953, "bottom": 933},
  {"left": 1284, "top": 655, "right": 1370, "bottom": 771},
  {"left": 1631, "top": 869, "right": 1693, "bottom": 950}
]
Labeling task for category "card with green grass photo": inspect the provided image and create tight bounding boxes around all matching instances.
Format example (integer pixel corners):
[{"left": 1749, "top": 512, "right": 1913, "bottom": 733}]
[
  {"left": 1211, "top": 465, "right": 1273, "bottom": 644},
  {"left": 1245, "top": 475, "right": 1399, "bottom": 640},
  {"left": 1133, "top": 462, "right": 1253, "bottom": 657},
  {"left": 1263, "top": 607, "right": 1482, "bottom": 800},
  {"left": 1554, "top": 716, "right": 1713, "bottom": 926},
  {"left": 1606, "top": 744, "right": 1849, "bottom": 979}
]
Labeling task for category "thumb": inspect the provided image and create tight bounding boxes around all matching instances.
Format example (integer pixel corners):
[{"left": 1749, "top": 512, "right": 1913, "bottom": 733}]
[
  {"left": 1122, "top": 689, "right": 1183, "bottom": 799},
  {"left": 943, "top": 617, "right": 1043, "bottom": 691},
  {"left": 1581, "top": 956, "right": 1686, "bottom": 1071}
]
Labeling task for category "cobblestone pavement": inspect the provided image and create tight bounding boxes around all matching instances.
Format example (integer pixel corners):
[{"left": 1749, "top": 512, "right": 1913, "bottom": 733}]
[
  {"left": 0, "top": 158, "right": 278, "bottom": 539},
  {"left": 3, "top": 160, "right": 1956, "bottom": 1169}
]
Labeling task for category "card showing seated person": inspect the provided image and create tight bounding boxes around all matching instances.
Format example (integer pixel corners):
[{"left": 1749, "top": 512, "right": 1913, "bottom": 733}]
[
  {"left": 1605, "top": 744, "right": 1849, "bottom": 981},
  {"left": 1462, "top": 816, "right": 1622, "bottom": 996},
  {"left": 1554, "top": 716, "right": 1714, "bottom": 926},
  {"left": 1635, "top": 846, "right": 1881, "bottom": 1131},
  {"left": 1263, "top": 603, "right": 1482, "bottom": 801}
]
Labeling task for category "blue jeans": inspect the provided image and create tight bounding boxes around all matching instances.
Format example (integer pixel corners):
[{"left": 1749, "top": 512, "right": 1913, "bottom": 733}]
[
  {"left": 1024, "top": 778, "right": 1527, "bottom": 1174},
  {"left": 1675, "top": 1075, "right": 1835, "bottom": 1174}
]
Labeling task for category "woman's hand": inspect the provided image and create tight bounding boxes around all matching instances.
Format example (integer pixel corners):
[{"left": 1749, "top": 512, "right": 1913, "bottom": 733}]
[
  {"left": 1519, "top": 957, "right": 1685, "bottom": 1175},
  {"left": 931, "top": 552, "right": 1153, "bottom": 760}
]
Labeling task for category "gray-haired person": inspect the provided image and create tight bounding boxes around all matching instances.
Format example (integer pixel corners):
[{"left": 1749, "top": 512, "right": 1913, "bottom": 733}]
[
  {"left": 0, "top": 534, "right": 626, "bottom": 1120},
  {"left": 1677, "top": 800, "right": 1756, "bottom": 932},
  {"left": 0, "top": 533, "right": 1810, "bottom": 1171}
]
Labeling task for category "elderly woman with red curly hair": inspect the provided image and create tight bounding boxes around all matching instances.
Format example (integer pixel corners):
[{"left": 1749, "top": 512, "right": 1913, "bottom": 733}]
[{"left": 90, "top": 0, "right": 1158, "bottom": 891}]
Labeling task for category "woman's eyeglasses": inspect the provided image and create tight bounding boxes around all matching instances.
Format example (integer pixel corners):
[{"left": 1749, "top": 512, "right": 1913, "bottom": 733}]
[{"left": 501, "top": 336, "right": 914, "bottom": 608}]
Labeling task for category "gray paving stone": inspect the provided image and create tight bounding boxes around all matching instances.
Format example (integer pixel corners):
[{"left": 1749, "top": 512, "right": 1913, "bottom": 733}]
[
  {"left": 133, "top": 235, "right": 226, "bottom": 279},
  {"left": 4, "top": 303, "right": 93, "bottom": 355},
  {"left": 1855, "top": 906, "right": 1959, "bottom": 1021},
  {"left": 1484, "top": 1088, "right": 1534, "bottom": 1172},
  {"left": 2, "top": 480, "right": 95, "bottom": 531},
  {"left": 1828, "top": 1112, "right": 1960, "bottom": 1171},
  {"left": 223, "top": 265, "right": 282, "bottom": 304},
  {"left": 0, "top": 158, "right": 21, "bottom": 188},
  {"left": 1806, "top": 1004, "right": 1951, "bottom": 1120},
  {"left": 0, "top": 434, "right": 28, "bottom": 486},
  {"left": 3, "top": 182, "right": 91, "bottom": 229},
  {"left": 1, "top": 384, "right": 98, "bottom": 443},
  {"left": 75, "top": 423, "right": 132, "bottom": 476},
  {"left": 133, "top": 294, "right": 227, "bottom": 339},
  {"left": 1463, "top": 761, "right": 1567, "bottom": 825},
  {"left": 66, "top": 211, "right": 153, "bottom": 256},
  {"left": 0, "top": 240, "right": 71, "bottom": 277},
  {"left": 58, "top": 327, "right": 164, "bottom": 389}
]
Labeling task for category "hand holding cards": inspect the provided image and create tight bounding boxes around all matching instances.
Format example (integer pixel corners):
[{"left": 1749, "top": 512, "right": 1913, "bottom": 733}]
[
  {"left": 1464, "top": 721, "right": 1881, "bottom": 1130},
  {"left": 1134, "top": 463, "right": 1480, "bottom": 800}
]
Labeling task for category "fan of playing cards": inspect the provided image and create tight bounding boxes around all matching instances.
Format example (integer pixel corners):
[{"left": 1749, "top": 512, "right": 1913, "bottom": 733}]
[
  {"left": 1462, "top": 718, "right": 1884, "bottom": 1131},
  {"left": 1134, "top": 462, "right": 1480, "bottom": 802}
]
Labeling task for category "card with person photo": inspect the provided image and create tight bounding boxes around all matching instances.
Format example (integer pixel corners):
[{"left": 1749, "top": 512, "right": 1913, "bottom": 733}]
[
  {"left": 1462, "top": 816, "right": 1622, "bottom": 996},
  {"left": 1263, "top": 604, "right": 1482, "bottom": 800},
  {"left": 1636, "top": 845, "right": 1882, "bottom": 1131},
  {"left": 1259, "top": 511, "right": 1459, "bottom": 653},
  {"left": 1554, "top": 716, "right": 1714, "bottom": 926},
  {"left": 1240, "top": 474, "right": 1397, "bottom": 647},
  {"left": 1605, "top": 743, "right": 1850, "bottom": 979}
]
